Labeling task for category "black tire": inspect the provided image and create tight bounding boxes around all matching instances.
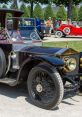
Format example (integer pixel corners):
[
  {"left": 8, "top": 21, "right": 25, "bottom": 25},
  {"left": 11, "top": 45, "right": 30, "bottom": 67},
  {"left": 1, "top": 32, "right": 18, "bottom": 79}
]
[
  {"left": 79, "top": 81, "right": 82, "bottom": 92},
  {"left": 0, "top": 48, "right": 6, "bottom": 78},
  {"left": 38, "top": 31, "right": 44, "bottom": 40},
  {"left": 27, "top": 64, "right": 64, "bottom": 110}
]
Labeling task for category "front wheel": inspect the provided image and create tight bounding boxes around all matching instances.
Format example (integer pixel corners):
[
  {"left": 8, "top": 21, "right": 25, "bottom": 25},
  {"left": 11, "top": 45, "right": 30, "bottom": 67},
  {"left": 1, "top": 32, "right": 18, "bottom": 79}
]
[
  {"left": 27, "top": 64, "right": 64, "bottom": 110},
  {"left": 55, "top": 31, "right": 63, "bottom": 38},
  {"left": 38, "top": 32, "right": 44, "bottom": 40}
]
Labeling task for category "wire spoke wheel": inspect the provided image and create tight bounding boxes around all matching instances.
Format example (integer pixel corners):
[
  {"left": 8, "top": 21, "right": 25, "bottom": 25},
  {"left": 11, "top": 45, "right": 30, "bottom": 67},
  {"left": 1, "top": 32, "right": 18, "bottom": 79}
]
[
  {"left": 31, "top": 71, "right": 56, "bottom": 104},
  {"left": 27, "top": 64, "right": 64, "bottom": 110}
]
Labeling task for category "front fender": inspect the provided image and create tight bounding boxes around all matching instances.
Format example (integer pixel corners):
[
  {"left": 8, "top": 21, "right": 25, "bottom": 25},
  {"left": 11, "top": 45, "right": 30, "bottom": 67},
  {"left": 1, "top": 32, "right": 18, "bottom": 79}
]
[
  {"left": 14, "top": 55, "right": 64, "bottom": 86},
  {"left": 33, "top": 55, "right": 64, "bottom": 66}
]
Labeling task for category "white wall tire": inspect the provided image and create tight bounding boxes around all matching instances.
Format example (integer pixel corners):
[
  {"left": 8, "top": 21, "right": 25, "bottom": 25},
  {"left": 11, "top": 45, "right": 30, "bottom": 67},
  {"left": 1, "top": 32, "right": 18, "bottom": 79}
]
[
  {"left": 63, "top": 27, "right": 70, "bottom": 35},
  {"left": 55, "top": 31, "right": 63, "bottom": 38}
]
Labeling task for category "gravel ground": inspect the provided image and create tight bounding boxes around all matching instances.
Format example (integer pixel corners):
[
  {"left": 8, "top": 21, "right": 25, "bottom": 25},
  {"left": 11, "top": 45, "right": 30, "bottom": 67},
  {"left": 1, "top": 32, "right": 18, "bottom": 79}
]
[
  {"left": 43, "top": 35, "right": 82, "bottom": 42},
  {"left": 0, "top": 84, "right": 82, "bottom": 117}
]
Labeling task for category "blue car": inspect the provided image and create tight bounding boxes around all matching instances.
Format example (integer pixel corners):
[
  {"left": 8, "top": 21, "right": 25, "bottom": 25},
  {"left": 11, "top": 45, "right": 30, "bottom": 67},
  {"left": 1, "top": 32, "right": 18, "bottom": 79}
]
[{"left": 18, "top": 18, "right": 44, "bottom": 40}]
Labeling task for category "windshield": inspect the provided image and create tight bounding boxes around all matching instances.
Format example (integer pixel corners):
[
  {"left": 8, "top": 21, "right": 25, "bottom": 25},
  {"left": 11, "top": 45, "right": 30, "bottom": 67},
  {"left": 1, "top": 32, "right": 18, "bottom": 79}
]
[
  {"left": 19, "top": 18, "right": 36, "bottom": 27},
  {"left": 7, "top": 17, "right": 41, "bottom": 42}
]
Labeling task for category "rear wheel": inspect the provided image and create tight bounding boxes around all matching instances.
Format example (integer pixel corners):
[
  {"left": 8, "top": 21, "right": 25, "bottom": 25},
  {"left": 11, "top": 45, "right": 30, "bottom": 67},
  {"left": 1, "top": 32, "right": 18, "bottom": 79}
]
[
  {"left": 27, "top": 64, "right": 64, "bottom": 110},
  {"left": 38, "top": 31, "right": 44, "bottom": 40},
  {"left": 0, "top": 48, "right": 6, "bottom": 78},
  {"left": 55, "top": 31, "right": 63, "bottom": 38}
]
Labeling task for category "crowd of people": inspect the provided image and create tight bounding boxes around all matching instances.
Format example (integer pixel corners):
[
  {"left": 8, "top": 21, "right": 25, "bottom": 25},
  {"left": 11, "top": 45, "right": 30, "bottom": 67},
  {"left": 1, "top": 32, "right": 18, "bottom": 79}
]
[{"left": 44, "top": 17, "right": 62, "bottom": 36}]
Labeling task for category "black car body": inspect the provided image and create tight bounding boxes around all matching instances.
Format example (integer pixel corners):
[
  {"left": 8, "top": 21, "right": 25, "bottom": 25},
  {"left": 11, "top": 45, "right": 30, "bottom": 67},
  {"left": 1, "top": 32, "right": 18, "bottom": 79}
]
[{"left": 0, "top": 9, "right": 81, "bottom": 110}]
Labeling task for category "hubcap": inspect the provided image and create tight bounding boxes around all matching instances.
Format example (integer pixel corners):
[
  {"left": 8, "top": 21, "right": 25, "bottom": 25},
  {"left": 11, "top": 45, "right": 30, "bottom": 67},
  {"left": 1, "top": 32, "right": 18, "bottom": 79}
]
[
  {"left": 57, "top": 32, "right": 61, "bottom": 36},
  {"left": 31, "top": 71, "right": 56, "bottom": 104},
  {"left": 56, "top": 31, "right": 62, "bottom": 38},
  {"left": 36, "top": 84, "right": 43, "bottom": 93}
]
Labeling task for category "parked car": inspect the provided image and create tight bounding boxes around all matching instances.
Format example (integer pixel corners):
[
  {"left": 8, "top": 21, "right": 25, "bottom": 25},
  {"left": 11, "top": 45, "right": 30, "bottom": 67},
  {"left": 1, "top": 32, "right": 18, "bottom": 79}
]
[
  {"left": 55, "top": 23, "right": 82, "bottom": 38},
  {"left": 18, "top": 18, "right": 44, "bottom": 40},
  {"left": 0, "top": 8, "right": 82, "bottom": 110},
  {"left": 7, "top": 18, "right": 42, "bottom": 46}
]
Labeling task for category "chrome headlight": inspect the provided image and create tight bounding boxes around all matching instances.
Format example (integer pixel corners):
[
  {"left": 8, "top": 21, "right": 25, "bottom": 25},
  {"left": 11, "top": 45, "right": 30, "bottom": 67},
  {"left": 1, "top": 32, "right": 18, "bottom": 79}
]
[{"left": 64, "top": 57, "right": 77, "bottom": 72}]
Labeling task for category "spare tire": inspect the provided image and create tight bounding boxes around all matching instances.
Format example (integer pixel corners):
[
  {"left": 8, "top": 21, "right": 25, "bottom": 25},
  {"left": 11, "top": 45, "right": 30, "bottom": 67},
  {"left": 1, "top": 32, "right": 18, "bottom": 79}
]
[
  {"left": 0, "top": 48, "right": 6, "bottom": 78},
  {"left": 63, "top": 27, "right": 70, "bottom": 35}
]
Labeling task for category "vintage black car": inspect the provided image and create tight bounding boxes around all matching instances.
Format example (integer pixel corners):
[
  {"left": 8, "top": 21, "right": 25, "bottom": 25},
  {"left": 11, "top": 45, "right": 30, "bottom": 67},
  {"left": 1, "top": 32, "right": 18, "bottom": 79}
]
[{"left": 0, "top": 9, "right": 81, "bottom": 110}]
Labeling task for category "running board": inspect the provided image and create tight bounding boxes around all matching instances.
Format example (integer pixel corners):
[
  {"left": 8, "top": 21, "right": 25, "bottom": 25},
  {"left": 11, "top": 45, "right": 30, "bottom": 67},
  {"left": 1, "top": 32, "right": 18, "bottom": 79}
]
[{"left": 0, "top": 78, "right": 17, "bottom": 86}]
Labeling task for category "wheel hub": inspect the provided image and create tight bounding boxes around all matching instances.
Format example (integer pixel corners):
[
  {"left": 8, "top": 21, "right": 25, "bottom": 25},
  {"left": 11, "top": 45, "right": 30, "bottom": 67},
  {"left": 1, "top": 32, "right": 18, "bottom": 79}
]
[{"left": 36, "top": 84, "right": 43, "bottom": 93}]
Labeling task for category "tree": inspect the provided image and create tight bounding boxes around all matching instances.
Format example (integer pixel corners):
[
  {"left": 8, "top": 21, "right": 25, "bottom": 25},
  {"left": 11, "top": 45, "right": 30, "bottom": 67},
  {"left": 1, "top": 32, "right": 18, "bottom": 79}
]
[
  {"left": 56, "top": 5, "right": 67, "bottom": 21},
  {"left": 20, "top": 4, "right": 30, "bottom": 17},
  {"left": 10, "top": 0, "right": 18, "bottom": 9},
  {"left": 0, "top": 0, "right": 9, "bottom": 3},
  {"left": 54, "top": 0, "right": 82, "bottom": 19},
  {"left": 33, "top": 4, "right": 44, "bottom": 19},
  {"left": 44, "top": 4, "right": 55, "bottom": 20},
  {"left": 20, "top": 0, "right": 50, "bottom": 18},
  {"left": 2, "top": 4, "right": 8, "bottom": 8},
  {"left": 71, "top": 5, "right": 78, "bottom": 21},
  {"left": 78, "top": 6, "right": 82, "bottom": 21},
  {"left": 0, "top": 0, "right": 9, "bottom": 7}
]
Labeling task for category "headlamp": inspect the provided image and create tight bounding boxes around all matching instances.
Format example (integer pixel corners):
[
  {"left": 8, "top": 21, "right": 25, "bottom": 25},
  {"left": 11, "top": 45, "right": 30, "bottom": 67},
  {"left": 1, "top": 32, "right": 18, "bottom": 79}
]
[{"left": 64, "top": 57, "right": 77, "bottom": 72}]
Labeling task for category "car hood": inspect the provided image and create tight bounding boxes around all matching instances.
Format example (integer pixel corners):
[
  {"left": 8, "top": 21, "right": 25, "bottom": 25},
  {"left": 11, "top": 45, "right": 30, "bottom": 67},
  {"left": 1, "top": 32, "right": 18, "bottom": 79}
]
[{"left": 21, "top": 46, "right": 78, "bottom": 56}]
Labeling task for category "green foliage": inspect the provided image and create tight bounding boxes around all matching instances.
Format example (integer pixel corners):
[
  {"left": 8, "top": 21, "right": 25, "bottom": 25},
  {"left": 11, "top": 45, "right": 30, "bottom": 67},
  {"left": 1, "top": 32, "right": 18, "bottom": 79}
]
[
  {"left": 2, "top": 4, "right": 7, "bottom": 8},
  {"left": 10, "top": 4, "right": 17, "bottom": 9},
  {"left": 0, "top": 0, "right": 10, "bottom": 3},
  {"left": 53, "top": 0, "right": 82, "bottom": 6},
  {"left": 1, "top": 0, "right": 81, "bottom": 19},
  {"left": 20, "top": 4, "right": 30, "bottom": 17},
  {"left": 33, "top": 4, "right": 44, "bottom": 19},
  {"left": 56, "top": 5, "right": 67, "bottom": 21},
  {"left": 21, "top": 0, "right": 48, "bottom": 4},
  {"left": 0, "top": 0, "right": 18, "bottom": 9},
  {"left": 28, "top": 5, "right": 31, "bottom": 12},
  {"left": 71, "top": 5, "right": 78, "bottom": 21},
  {"left": 53, "top": 0, "right": 82, "bottom": 19},
  {"left": 10, "top": 0, "right": 18, "bottom": 9},
  {"left": 78, "top": 6, "right": 82, "bottom": 21},
  {"left": 44, "top": 4, "right": 54, "bottom": 20},
  {"left": 20, "top": 0, "right": 51, "bottom": 17}
]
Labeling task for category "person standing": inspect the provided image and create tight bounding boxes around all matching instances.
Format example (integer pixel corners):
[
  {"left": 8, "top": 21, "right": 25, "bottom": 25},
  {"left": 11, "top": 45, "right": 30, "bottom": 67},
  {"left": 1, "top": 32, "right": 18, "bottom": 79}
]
[{"left": 46, "top": 17, "right": 52, "bottom": 36}]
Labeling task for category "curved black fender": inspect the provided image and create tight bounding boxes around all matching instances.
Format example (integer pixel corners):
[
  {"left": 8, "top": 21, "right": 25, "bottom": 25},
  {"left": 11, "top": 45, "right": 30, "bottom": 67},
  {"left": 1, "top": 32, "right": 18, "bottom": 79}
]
[
  {"left": 13, "top": 55, "right": 64, "bottom": 86},
  {"left": 33, "top": 55, "right": 64, "bottom": 66}
]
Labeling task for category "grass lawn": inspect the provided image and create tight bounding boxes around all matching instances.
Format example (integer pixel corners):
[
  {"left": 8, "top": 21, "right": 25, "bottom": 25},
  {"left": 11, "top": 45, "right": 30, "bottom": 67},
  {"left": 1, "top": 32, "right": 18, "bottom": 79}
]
[{"left": 43, "top": 41, "right": 82, "bottom": 51}]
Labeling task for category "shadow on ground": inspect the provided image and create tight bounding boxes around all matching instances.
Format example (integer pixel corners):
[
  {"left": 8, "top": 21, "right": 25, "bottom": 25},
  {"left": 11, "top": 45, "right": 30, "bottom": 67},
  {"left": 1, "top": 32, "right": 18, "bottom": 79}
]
[
  {"left": 66, "top": 36, "right": 82, "bottom": 39},
  {"left": 0, "top": 83, "right": 28, "bottom": 99},
  {"left": 0, "top": 83, "right": 81, "bottom": 111}
]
